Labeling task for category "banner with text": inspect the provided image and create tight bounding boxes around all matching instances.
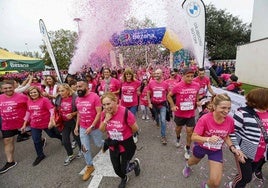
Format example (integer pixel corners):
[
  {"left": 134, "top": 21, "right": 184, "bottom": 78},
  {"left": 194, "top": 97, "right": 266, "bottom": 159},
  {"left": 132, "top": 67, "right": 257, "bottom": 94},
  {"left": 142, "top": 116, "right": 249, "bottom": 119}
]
[{"left": 182, "top": 0, "right": 206, "bottom": 68}]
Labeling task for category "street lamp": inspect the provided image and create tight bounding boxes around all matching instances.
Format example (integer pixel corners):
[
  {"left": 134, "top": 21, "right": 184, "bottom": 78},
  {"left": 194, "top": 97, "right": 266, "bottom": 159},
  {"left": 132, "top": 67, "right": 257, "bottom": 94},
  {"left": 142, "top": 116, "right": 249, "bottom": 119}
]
[
  {"left": 73, "top": 17, "right": 82, "bottom": 35},
  {"left": 25, "top": 43, "right": 29, "bottom": 52}
]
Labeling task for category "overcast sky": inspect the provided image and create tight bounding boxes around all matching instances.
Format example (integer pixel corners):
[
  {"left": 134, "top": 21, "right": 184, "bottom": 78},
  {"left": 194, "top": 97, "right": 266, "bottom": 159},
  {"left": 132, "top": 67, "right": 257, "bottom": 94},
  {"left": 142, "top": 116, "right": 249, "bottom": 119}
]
[{"left": 0, "top": 0, "right": 254, "bottom": 53}]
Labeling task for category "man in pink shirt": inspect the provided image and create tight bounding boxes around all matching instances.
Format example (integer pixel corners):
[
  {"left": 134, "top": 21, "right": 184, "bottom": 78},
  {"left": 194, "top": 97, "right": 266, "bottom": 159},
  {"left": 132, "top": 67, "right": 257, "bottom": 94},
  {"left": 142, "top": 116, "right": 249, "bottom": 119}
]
[
  {"left": 193, "top": 67, "right": 216, "bottom": 100},
  {"left": 74, "top": 79, "right": 103, "bottom": 181},
  {"left": 167, "top": 68, "right": 200, "bottom": 160},
  {"left": 0, "top": 80, "right": 28, "bottom": 174},
  {"left": 147, "top": 69, "right": 169, "bottom": 145}
]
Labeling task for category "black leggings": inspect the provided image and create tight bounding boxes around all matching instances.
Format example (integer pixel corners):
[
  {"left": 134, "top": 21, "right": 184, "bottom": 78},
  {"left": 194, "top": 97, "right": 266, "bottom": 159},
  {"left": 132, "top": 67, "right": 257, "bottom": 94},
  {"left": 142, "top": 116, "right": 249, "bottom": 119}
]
[
  {"left": 233, "top": 157, "right": 265, "bottom": 187},
  {"left": 109, "top": 137, "right": 136, "bottom": 179},
  {"left": 62, "top": 119, "right": 81, "bottom": 156}
]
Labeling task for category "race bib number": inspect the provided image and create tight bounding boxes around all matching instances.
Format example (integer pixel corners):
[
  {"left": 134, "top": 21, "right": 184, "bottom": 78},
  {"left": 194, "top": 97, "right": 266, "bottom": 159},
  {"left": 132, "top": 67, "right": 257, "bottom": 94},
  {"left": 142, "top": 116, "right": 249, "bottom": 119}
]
[
  {"left": 153, "top": 91, "right": 162, "bottom": 98},
  {"left": 123, "top": 95, "right": 133, "bottom": 102},
  {"left": 180, "top": 102, "right": 194, "bottom": 111},
  {"left": 109, "top": 130, "right": 123, "bottom": 141},
  {"left": 203, "top": 138, "right": 224, "bottom": 150}
]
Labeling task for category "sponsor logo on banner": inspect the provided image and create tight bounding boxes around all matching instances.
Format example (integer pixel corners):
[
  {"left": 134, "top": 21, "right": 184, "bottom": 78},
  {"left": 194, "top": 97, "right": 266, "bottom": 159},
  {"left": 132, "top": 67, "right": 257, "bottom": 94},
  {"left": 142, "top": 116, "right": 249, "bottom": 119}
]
[{"left": 186, "top": 2, "right": 201, "bottom": 17}]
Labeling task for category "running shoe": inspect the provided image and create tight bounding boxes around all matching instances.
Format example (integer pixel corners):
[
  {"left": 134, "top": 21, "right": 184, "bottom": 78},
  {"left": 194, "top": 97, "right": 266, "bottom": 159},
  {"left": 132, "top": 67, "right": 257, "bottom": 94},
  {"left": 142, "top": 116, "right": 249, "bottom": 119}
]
[
  {"left": 0, "top": 161, "right": 17, "bottom": 174},
  {"left": 134, "top": 158, "right": 141, "bottom": 176},
  {"left": 182, "top": 165, "right": 191, "bottom": 178},
  {"left": 32, "top": 155, "right": 46, "bottom": 166},
  {"left": 161, "top": 137, "right": 167, "bottom": 145},
  {"left": 175, "top": 139, "right": 181, "bottom": 148},
  {"left": 227, "top": 181, "right": 233, "bottom": 188},
  {"left": 71, "top": 140, "right": 77, "bottom": 149},
  {"left": 118, "top": 175, "right": 129, "bottom": 188},
  {"left": 142, "top": 115, "right": 145, "bottom": 120},
  {"left": 64, "top": 155, "right": 75, "bottom": 166},
  {"left": 254, "top": 171, "right": 264, "bottom": 181},
  {"left": 201, "top": 181, "right": 208, "bottom": 188},
  {"left": 76, "top": 150, "right": 83, "bottom": 158},
  {"left": 146, "top": 115, "right": 150, "bottom": 120},
  {"left": 133, "top": 132, "right": 138, "bottom": 144},
  {"left": 184, "top": 145, "right": 190, "bottom": 160}
]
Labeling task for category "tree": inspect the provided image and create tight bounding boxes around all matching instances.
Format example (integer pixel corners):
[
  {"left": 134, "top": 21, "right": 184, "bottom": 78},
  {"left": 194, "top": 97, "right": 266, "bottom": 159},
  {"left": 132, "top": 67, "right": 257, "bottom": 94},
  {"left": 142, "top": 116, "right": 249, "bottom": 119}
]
[
  {"left": 39, "top": 29, "right": 78, "bottom": 70},
  {"left": 13, "top": 51, "right": 42, "bottom": 59},
  {"left": 206, "top": 4, "right": 251, "bottom": 60}
]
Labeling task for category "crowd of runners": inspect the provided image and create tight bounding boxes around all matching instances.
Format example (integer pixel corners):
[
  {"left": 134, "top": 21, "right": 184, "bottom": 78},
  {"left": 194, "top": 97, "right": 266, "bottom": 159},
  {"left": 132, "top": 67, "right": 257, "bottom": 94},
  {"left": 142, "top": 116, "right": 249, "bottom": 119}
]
[{"left": 0, "top": 63, "right": 267, "bottom": 188}]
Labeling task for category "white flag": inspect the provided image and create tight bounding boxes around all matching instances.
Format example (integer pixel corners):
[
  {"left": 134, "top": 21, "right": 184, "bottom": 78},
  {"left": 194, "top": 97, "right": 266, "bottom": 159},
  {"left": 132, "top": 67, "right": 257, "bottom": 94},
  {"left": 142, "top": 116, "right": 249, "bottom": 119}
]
[
  {"left": 39, "top": 19, "right": 63, "bottom": 83},
  {"left": 182, "top": 0, "right": 206, "bottom": 68}
]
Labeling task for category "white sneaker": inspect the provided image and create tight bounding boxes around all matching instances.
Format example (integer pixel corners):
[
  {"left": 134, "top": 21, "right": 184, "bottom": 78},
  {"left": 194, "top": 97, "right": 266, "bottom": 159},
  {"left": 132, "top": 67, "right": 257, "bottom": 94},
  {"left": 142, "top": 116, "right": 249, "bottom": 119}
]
[
  {"left": 71, "top": 140, "right": 77, "bottom": 149},
  {"left": 133, "top": 133, "right": 138, "bottom": 144},
  {"left": 76, "top": 150, "right": 83, "bottom": 159},
  {"left": 146, "top": 115, "right": 150, "bottom": 120},
  {"left": 175, "top": 140, "right": 181, "bottom": 148},
  {"left": 64, "top": 155, "right": 75, "bottom": 166},
  {"left": 142, "top": 115, "right": 145, "bottom": 120},
  {"left": 184, "top": 146, "right": 190, "bottom": 160}
]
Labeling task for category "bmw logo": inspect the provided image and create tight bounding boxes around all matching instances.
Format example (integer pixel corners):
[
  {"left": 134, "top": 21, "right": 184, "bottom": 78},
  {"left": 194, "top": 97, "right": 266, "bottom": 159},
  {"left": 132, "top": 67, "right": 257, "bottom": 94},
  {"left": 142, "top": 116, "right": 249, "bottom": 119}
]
[{"left": 186, "top": 2, "right": 201, "bottom": 18}]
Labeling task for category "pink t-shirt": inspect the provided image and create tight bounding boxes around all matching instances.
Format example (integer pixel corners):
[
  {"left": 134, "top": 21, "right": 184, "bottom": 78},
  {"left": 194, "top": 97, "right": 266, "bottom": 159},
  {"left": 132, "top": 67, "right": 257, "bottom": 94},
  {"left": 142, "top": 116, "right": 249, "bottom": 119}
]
[
  {"left": 165, "top": 78, "right": 180, "bottom": 92},
  {"left": 194, "top": 112, "right": 234, "bottom": 151},
  {"left": 27, "top": 97, "right": 54, "bottom": 129},
  {"left": 254, "top": 111, "right": 268, "bottom": 161},
  {"left": 101, "top": 106, "right": 135, "bottom": 141},
  {"left": 88, "top": 80, "right": 97, "bottom": 93},
  {"left": 76, "top": 92, "right": 101, "bottom": 129},
  {"left": 220, "top": 74, "right": 231, "bottom": 82},
  {"left": 98, "top": 77, "right": 121, "bottom": 96},
  {"left": 193, "top": 76, "right": 211, "bottom": 98},
  {"left": 171, "top": 80, "right": 200, "bottom": 118},
  {"left": 101, "top": 106, "right": 136, "bottom": 152},
  {"left": 121, "top": 80, "right": 141, "bottom": 107},
  {"left": 148, "top": 80, "right": 169, "bottom": 104},
  {"left": 0, "top": 93, "right": 28, "bottom": 130},
  {"left": 59, "top": 97, "right": 73, "bottom": 121},
  {"left": 140, "top": 86, "right": 149, "bottom": 106}
]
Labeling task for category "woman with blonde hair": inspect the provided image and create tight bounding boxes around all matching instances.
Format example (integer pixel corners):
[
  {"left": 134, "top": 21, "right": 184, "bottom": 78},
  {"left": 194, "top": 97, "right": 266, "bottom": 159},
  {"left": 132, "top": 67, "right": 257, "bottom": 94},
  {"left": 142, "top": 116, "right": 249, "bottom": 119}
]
[
  {"left": 99, "top": 92, "right": 140, "bottom": 188},
  {"left": 121, "top": 68, "right": 141, "bottom": 116},
  {"left": 21, "top": 86, "right": 62, "bottom": 166},
  {"left": 121, "top": 68, "right": 141, "bottom": 143},
  {"left": 55, "top": 83, "right": 82, "bottom": 166},
  {"left": 182, "top": 94, "right": 244, "bottom": 188}
]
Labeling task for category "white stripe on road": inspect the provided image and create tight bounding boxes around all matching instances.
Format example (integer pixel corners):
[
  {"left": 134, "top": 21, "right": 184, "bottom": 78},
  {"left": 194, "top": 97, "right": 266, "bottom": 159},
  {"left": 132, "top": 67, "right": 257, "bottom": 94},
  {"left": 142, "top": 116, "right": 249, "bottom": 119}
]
[{"left": 79, "top": 150, "right": 117, "bottom": 188}]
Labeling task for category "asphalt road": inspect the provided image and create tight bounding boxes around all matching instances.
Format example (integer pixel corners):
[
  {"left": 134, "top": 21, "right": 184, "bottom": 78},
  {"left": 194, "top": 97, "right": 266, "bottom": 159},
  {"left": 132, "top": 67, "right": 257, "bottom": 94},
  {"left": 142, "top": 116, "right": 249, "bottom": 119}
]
[{"left": 0, "top": 112, "right": 267, "bottom": 188}]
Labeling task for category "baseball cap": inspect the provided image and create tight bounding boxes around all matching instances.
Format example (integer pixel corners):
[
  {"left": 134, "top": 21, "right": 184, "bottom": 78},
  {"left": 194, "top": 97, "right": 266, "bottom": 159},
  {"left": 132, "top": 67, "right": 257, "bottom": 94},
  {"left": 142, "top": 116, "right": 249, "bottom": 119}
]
[{"left": 182, "top": 68, "right": 194, "bottom": 75}]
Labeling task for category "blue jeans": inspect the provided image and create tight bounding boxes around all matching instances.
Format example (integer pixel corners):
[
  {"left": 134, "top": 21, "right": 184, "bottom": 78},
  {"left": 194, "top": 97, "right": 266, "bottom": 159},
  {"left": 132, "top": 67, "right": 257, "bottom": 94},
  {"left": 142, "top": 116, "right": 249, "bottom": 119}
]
[
  {"left": 153, "top": 105, "right": 167, "bottom": 137},
  {"left": 80, "top": 127, "right": 103, "bottom": 166},
  {"left": 31, "top": 127, "right": 62, "bottom": 157},
  {"left": 127, "top": 106, "right": 138, "bottom": 117}
]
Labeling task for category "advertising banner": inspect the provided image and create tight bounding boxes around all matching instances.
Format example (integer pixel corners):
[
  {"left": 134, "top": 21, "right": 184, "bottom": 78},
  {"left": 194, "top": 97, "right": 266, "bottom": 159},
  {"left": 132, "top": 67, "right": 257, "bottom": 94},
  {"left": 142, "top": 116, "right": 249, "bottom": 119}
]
[
  {"left": 39, "top": 19, "right": 63, "bottom": 83},
  {"left": 182, "top": 0, "right": 206, "bottom": 67}
]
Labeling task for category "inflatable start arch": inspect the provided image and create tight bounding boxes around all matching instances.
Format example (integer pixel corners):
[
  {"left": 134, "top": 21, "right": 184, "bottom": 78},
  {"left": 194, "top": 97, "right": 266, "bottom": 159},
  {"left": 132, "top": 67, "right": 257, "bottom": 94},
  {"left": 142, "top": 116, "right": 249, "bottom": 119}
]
[
  {"left": 110, "top": 27, "right": 183, "bottom": 53},
  {"left": 97, "top": 27, "right": 185, "bottom": 67}
]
